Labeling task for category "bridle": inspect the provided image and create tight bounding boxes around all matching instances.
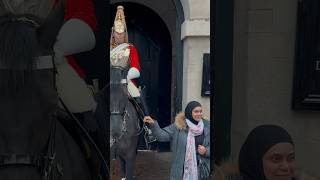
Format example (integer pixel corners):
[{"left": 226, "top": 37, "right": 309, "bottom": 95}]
[
  {"left": 110, "top": 87, "right": 129, "bottom": 147},
  {"left": 109, "top": 65, "right": 130, "bottom": 147}
]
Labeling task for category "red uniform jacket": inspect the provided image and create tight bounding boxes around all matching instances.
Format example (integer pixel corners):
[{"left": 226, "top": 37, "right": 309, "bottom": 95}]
[
  {"left": 128, "top": 44, "right": 141, "bottom": 72},
  {"left": 128, "top": 44, "right": 141, "bottom": 84}
]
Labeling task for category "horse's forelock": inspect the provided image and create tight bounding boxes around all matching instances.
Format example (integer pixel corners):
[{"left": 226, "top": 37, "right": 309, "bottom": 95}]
[
  {"left": 0, "top": 13, "right": 40, "bottom": 94},
  {"left": 110, "top": 67, "right": 129, "bottom": 115}
]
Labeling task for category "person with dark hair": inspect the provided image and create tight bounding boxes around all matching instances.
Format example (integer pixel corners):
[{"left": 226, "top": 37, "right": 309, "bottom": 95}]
[
  {"left": 239, "top": 125, "right": 296, "bottom": 180},
  {"left": 144, "top": 101, "right": 211, "bottom": 180},
  {"left": 212, "top": 125, "right": 316, "bottom": 180}
]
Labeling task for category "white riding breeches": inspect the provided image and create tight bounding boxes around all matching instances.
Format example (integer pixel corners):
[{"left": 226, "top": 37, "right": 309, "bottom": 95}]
[{"left": 127, "top": 79, "right": 140, "bottom": 98}]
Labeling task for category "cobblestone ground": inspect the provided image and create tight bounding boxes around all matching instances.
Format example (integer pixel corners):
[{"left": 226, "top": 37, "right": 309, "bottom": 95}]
[{"left": 110, "top": 151, "right": 171, "bottom": 180}]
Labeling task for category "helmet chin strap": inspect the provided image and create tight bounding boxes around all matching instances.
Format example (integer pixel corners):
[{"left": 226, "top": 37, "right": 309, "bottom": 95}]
[
  {"left": 114, "top": 32, "right": 125, "bottom": 44},
  {"left": 113, "top": 39, "right": 125, "bottom": 48}
]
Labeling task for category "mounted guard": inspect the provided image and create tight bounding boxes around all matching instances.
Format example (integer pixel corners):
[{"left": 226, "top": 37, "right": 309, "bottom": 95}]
[{"left": 110, "top": 5, "right": 156, "bottom": 144}]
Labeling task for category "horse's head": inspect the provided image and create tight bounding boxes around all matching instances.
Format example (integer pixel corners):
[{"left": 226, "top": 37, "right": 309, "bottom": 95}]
[
  {"left": 0, "top": 3, "right": 64, "bottom": 94},
  {"left": 110, "top": 66, "right": 129, "bottom": 137}
]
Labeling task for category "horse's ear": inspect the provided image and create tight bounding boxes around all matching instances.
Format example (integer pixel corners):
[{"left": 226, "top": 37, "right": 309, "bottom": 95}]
[{"left": 37, "top": 0, "right": 65, "bottom": 50}]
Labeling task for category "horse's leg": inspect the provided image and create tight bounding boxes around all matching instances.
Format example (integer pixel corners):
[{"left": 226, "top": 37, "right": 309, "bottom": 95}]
[
  {"left": 119, "top": 155, "right": 127, "bottom": 179},
  {"left": 125, "top": 157, "right": 136, "bottom": 180},
  {"left": 125, "top": 148, "right": 137, "bottom": 180}
]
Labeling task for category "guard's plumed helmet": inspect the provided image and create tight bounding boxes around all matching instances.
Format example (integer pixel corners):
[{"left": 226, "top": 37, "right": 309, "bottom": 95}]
[{"left": 110, "top": 5, "right": 129, "bottom": 48}]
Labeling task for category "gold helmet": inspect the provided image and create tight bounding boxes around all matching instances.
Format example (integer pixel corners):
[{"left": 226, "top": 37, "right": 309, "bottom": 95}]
[{"left": 110, "top": 5, "right": 128, "bottom": 48}]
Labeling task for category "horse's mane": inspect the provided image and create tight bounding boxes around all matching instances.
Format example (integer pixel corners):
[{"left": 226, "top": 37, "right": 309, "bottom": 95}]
[
  {"left": 110, "top": 67, "right": 128, "bottom": 93},
  {"left": 0, "top": 13, "right": 40, "bottom": 94}
]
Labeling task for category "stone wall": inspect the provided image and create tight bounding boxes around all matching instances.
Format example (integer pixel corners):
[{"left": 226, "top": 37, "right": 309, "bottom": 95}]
[
  {"left": 180, "top": 0, "right": 211, "bottom": 119},
  {"left": 232, "top": 0, "right": 320, "bottom": 177}
]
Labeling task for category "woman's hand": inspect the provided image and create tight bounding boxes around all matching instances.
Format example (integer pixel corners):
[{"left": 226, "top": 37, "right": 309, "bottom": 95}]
[
  {"left": 197, "top": 145, "right": 207, "bottom": 155},
  {"left": 143, "top": 116, "right": 154, "bottom": 124}
]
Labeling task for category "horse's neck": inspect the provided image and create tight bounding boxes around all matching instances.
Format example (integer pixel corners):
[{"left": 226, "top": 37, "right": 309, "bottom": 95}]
[
  {"left": 111, "top": 82, "right": 128, "bottom": 97},
  {"left": 110, "top": 68, "right": 128, "bottom": 83}
]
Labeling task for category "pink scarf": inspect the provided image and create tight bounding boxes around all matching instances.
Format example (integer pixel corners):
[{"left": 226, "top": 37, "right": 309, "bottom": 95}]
[{"left": 183, "top": 119, "right": 204, "bottom": 180}]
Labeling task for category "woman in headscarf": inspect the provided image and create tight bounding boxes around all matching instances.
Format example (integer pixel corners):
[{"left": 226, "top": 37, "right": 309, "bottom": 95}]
[
  {"left": 212, "top": 125, "right": 316, "bottom": 180},
  {"left": 144, "top": 101, "right": 211, "bottom": 180}
]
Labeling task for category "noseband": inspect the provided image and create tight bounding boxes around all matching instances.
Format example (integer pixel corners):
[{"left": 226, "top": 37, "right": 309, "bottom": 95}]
[{"left": 110, "top": 103, "right": 129, "bottom": 147}]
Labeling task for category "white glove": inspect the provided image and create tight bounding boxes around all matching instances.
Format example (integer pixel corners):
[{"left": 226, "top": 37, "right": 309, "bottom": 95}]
[
  {"left": 127, "top": 67, "right": 140, "bottom": 80},
  {"left": 53, "top": 19, "right": 95, "bottom": 64}
]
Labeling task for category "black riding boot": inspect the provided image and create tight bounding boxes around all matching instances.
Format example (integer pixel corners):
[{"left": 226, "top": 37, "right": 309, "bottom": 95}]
[{"left": 134, "top": 96, "right": 157, "bottom": 143}]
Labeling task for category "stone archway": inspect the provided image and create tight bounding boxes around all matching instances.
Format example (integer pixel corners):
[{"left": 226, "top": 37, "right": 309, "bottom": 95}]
[{"left": 110, "top": 0, "right": 185, "bottom": 117}]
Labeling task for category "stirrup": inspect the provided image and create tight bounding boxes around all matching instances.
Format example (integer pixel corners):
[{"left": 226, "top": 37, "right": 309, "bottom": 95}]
[
  {"left": 146, "top": 136, "right": 157, "bottom": 144},
  {"left": 144, "top": 132, "right": 157, "bottom": 144},
  {"left": 143, "top": 125, "right": 157, "bottom": 143}
]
